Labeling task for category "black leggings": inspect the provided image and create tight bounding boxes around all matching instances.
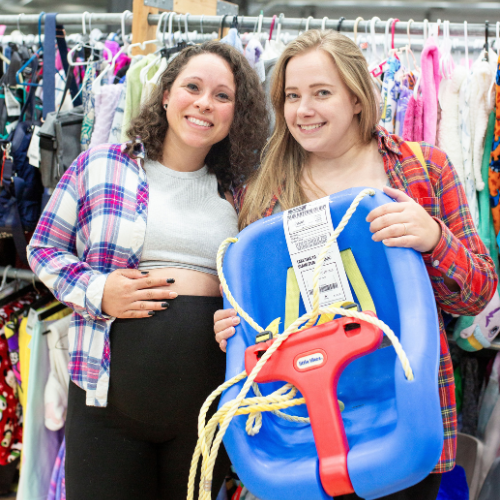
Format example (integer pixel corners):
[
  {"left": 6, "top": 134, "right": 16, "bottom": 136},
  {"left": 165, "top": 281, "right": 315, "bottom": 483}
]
[
  {"left": 65, "top": 296, "right": 230, "bottom": 500},
  {"left": 337, "top": 472, "right": 442, "bottom": 500}
]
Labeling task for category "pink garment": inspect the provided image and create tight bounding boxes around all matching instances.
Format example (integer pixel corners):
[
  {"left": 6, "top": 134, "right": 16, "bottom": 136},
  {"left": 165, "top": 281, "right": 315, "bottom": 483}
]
[
  {"left": 89, "top": 84, "right": 124, "bottom": 148},
  {"left": 421, "top": 37, "right": 442, "bottom": 145},
  {"left": 402, "top": 95, "right": 424, "bottom": 141},
  {"left": 114, "top": 54, "right": 131, "bottom": 75},
  {"left": 104, "top": 40, "right": 120, "bottom": 61}
]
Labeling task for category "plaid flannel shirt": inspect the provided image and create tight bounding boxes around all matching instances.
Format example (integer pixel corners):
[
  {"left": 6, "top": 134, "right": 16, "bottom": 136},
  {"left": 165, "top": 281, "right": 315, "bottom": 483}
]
[
  {"left": 27, "top": 143, "right": 148, "bottom": 407},
  {"left": 235, "top": 126, "right": 498, "bottom": 473}
]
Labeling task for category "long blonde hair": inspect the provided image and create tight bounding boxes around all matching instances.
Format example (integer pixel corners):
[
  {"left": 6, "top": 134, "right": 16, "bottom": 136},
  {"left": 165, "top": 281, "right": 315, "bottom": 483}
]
[{"left": 239, "top": 30, "right": 380, "bottom": 230}]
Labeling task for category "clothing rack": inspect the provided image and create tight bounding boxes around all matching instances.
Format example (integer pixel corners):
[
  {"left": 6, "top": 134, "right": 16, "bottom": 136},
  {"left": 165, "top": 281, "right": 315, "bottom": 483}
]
[
  {"left": 0, "top": 13, "right": 499, "bottom": 39},
  {"left": 0, "top": 266, "right": 40, "bottom": 283}
]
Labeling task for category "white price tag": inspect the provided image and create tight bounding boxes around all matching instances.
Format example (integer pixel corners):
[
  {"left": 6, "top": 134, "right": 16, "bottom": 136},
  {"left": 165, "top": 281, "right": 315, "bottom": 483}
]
[
  {"left": 26, "top": 308, "right": 39, "bottom": 335},
  {"left": 283, "top": 197, "right": 353, "bottom": 313},
  {"left": 4, "top": 86, "right": 20, "bottom": 117},
  {"left": 27, "top": 126, "right": 41, "bottom": 168},
  {"left": 4, "top": 120, "right": 17, "bottom": 135}
]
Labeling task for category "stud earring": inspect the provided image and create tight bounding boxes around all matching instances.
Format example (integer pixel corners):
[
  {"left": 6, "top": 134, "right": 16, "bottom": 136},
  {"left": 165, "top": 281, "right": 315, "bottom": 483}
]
[{"left": 163, "top": 103, "right": 168, "bottom": 109}]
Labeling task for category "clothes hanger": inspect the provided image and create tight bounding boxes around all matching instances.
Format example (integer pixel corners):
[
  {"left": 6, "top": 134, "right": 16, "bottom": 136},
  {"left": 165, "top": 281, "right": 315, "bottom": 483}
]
[
  {"left": 483, "top": 20, "right": 490, "bottom": 62},
  {"left": 390, "top": 19, "right": 400, "bottom": 50},
  {"left": 384, "top": 18, "right": 394, "bottom": 58},
  {"left": 487, "top": 22, "right": 498, "bottom": 108},
  {"left": 305, "top": 15, "right": 313, "bottom": 33},
  {"left": 370, "top": 16, "right": 381, "bottom": 63},
  {"left": 337, "top": 17, "right": 345, "bottom": 32},
  {"left": 353, "top": 17, "right": 364, "bottom": 45},
  {"left": 137, "top": 11, "right": 171, "bottom": 87},
  {"left": 92, "top": 9, "right": 132, "bottom": 94},
  {"left": 126, "top": 9, "right": 165, "bottom": 58},
  {"left": 276, "top": 13, "right": 284, "bottom": 43},
  {"left": 38, "top": 301, "right": 68, "bottom": 322},
  {"left": 0, "top": 266, "right": 13, "bottom": 293},
  {"left": 439, "top": 20, "right": 454, "bottom": 80},
  {"left": 464, "top": 21, "right": 470, "bottom": 70},
  {"left": 68, "top": 12, "right": 112, "bottom": 67},
  {"left": 321, "top": 16, "right": 329, "bottom": 31}
]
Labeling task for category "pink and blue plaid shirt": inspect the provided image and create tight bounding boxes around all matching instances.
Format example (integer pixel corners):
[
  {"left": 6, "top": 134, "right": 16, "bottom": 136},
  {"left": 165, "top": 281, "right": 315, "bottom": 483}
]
[{"left": 28, "top": 143, "right": 148, "bottom": 406}]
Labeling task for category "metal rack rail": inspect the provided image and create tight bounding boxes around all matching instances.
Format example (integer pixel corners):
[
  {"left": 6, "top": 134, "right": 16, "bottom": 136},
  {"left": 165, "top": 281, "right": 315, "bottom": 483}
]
[{"left": 0, "top": 13, "right": 497, "bottom": 39}]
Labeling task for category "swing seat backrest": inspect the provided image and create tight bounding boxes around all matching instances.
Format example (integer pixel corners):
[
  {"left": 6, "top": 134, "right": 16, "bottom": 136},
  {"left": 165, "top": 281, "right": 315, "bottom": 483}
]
[{"left": 220, "top": 187, "right": 444, "bottom": 500}]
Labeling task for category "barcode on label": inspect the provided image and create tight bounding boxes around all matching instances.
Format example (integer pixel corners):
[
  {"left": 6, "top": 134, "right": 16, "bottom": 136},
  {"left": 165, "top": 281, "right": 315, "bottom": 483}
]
[
  {"left": 296, "top": 235, "right": 328, "bottom": 251},
  {"left": 308, "top": 283, "right": 339, "bottom": 295},
  {"left": 287, "top": 206, "right": 323, "bottom": 220}
]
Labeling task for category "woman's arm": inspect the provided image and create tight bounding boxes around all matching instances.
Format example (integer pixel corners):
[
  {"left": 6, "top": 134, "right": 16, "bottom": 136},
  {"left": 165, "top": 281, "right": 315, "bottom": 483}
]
[
  {"left": 368, "top": 157, "right": 498, "bottom": 316},
  {"left": 27, "top": 157, "right": 111, "bottom": 322}
]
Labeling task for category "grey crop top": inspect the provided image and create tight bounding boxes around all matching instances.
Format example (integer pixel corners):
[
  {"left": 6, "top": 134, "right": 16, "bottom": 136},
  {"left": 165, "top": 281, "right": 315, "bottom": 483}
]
[{"left": 138, "top": 159, "right": 238, "bottom": 275}]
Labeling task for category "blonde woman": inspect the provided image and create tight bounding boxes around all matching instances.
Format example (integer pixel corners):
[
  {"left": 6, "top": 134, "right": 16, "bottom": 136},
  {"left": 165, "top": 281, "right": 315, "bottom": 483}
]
[{"left": 214, "top": 30, "right": 497, "bottom": 499}]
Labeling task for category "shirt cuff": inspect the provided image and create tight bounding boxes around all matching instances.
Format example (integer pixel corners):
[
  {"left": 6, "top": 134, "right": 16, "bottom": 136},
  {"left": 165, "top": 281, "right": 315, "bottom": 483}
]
[
  {"left": 422, "top": 218, "right": 460, "bottom": 282},
  {"left": 85, "top": 273, "right": 114, "bottom": 321}
]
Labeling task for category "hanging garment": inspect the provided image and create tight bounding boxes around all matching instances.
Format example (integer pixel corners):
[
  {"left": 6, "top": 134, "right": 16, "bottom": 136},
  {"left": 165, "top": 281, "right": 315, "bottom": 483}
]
[
  {"left": 120, "top": 54, "right": 155, "bottom": 143},
  {"left": 460, "top": 355, "right": 481, "bottom": 436},
  {"left": 421, "top": 36, "right": 442, "bottom": 145},
  {"left": 17, "top": 306, "right": 70, "bottom": 500},
  {"left": 470, "top": 49, "right": 497, "bottom": 191},
  {"left": 453, "top": 112, "right": 500, "bottom": 351},
  {"left": 0, "top": 331, "right": 22, "bottom": 466},
  {"left": 44, "top": 314, "right": 71, "bottom": 432},
  {"left": 80, "top": 63, "right": 97, "bottom": 151},
  {"left": 107, "top": 79, "right": 127, "bottom": 143},
  {"left": 459, "top": 50, "right": 497, "bottom": 228},
  {"left": 458, "top": 68, "right": 479, "bottom": 226},
  {"left": 244, "top": 37, "right": 265, "bottom": 82},
  {"left": 88, "top": 83, "right": 123, "bottom": 148},
  {"left": 140, "top": 57, "right": 164, "bottom": 105},
  {"left": 395, "top": 82, "right": 412, "bottom": 137},
  {"left": 220, "top": 27, "right": 244, "bottom": 53},
  {"left": 379, "top": 56, "right": 401, "bottom": 133},
  {"left": 47, "top": 439, "right": 66, "bottom": 500},
  {"left": 478, "top": 352, "right": 500, "bottom": 439},
  {"left": 402, "top": 94, "right": 424, "bottom": 141},
  {"left": 478, "top": 386, "right": 500, "bottom": 493},
  {"left": 489, "top": 52, "right": 500, "bottom": 235},
  {"left": 0, "top": 294, "right": 37, "bottom": 466},
  {"left": 437, "top": 66, "right": 467, "bottom": 181}
]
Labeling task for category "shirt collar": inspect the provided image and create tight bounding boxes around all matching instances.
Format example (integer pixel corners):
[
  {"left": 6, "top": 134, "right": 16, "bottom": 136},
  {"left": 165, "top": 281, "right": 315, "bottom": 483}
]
[{"left": 374, "top": 125, "right": 401, "bottom": 155}]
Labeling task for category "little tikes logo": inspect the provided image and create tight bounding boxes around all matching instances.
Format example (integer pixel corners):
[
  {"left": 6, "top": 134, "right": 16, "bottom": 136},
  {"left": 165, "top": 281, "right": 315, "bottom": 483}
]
[{"left": 294, "top": 349, "right": 327, "bottom": 372}]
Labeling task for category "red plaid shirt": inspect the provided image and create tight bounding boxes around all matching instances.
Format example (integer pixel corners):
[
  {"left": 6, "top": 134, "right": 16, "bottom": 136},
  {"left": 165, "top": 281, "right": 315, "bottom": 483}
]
[{"left": 235, "top": 126, "right": 498, "bottom": 473}]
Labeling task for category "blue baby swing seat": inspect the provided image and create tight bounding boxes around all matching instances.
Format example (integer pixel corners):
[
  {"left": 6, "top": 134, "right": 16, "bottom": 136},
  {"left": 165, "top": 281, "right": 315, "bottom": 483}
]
[{"left": 219, "top": 187, "right": 444, "bottom": 500}]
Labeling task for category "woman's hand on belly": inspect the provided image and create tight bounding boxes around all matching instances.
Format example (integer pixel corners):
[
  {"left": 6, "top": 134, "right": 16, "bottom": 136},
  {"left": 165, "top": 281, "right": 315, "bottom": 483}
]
[
  {"left": 101, "top": 269, "right": 178, "bottom": 318},
  {"left": 144, "top": 268, "right": 222, "bottom": 297}
]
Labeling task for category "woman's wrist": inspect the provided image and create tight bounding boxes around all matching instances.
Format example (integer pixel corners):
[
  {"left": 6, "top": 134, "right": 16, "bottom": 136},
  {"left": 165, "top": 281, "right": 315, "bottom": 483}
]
[{"left": 427, "top": 219, "right": 443, "bottom": 254}]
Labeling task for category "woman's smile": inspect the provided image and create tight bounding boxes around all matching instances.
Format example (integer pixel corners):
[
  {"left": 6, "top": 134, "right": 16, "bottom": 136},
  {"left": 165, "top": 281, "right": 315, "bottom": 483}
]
[
  {"left": 185, "top": 115, "right": 214, "bottom": 129},
  {"left": 298, "top": 122, "right": 327, "bottom": 133}
]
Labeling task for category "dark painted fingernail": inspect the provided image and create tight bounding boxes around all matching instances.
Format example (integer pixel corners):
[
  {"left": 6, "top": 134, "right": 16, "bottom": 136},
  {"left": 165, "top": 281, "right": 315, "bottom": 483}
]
[
  {"left": 141, "top": 271, "right": 149, "bottom": 275},
  {"left": 161, "top": 302, "right": 169, "bottom": 308},
  {"left": 148, "top": 311, "right": 155, "bottom": 316},
  {"left": 166, "top": 278, "right": 175, "bottom": 283}
]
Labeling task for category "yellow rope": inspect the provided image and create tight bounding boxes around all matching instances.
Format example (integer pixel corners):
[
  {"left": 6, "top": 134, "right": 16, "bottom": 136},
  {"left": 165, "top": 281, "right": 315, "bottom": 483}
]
[{"left": 189, "top": 189, "right": 415, "bottom": 499}]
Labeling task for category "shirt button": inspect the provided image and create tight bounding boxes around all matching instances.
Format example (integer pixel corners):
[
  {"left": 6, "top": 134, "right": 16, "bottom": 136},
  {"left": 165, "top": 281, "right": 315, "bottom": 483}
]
[{"left": 432, "top": 260, "right": 439, "bottom": 267}]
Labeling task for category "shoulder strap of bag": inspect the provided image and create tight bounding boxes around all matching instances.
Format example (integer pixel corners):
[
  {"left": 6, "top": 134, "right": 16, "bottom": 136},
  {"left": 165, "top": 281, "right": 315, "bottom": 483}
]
[
  {"left": 406, "top": 141, "right": 429, "bottom": 178},
  {"left": 43, "top": 13, "right": 82, "bottom": 119},
  {"left": 404, "top": 140, "right": 436, "bottom": 200},
  {"left": 18, "top": 55, "right": 39, "bottom": 125}
]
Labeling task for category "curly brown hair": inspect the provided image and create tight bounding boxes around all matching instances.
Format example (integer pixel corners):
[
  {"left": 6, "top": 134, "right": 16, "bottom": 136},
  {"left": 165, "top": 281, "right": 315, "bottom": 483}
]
[{"left": 125, "top": 41, "right": 269, "bottom": 190}]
